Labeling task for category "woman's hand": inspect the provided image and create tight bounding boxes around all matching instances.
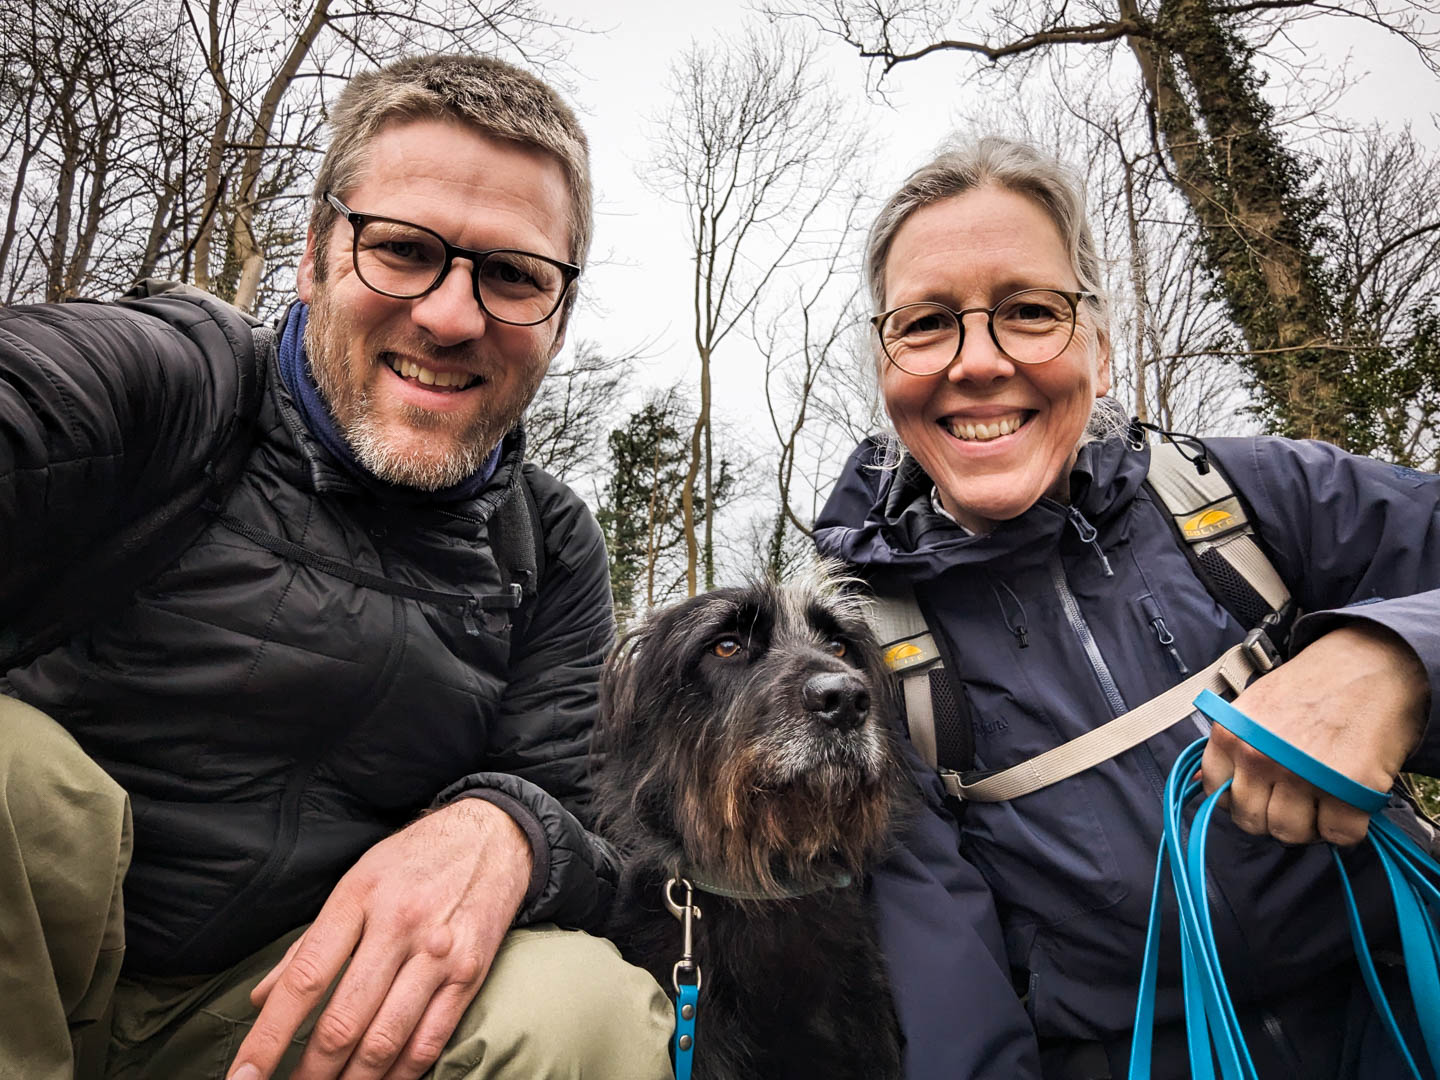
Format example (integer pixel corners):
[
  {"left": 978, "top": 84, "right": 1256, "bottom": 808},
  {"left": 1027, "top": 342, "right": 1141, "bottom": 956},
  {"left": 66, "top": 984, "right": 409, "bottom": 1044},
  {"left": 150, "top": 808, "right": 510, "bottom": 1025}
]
[{"left": 1200, "top": 623, "right": 1430, "bottom": 845}]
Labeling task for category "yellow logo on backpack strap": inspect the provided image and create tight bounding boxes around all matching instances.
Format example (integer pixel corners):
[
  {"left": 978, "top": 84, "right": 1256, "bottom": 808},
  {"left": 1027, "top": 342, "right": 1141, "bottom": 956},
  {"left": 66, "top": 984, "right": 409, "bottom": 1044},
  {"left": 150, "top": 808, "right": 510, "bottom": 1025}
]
[{"left": 1182, "top": 507, "right": 1235, "bottom": 540}]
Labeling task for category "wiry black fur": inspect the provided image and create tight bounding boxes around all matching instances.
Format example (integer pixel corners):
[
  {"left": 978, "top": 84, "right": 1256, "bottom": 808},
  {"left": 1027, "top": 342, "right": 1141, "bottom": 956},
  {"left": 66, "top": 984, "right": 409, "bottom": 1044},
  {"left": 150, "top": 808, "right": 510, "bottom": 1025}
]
[{"left": 594, "top": 573, "right": 908, "bottom": 1080}]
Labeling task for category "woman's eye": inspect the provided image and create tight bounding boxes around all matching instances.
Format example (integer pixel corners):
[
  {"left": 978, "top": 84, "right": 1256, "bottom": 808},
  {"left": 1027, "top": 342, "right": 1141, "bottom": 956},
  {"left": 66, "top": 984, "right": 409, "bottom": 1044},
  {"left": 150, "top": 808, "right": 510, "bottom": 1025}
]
[
  {"left": 712, "top": 638, "right": 742, "bottom": 659},
  {"left": 827, "top": 640, "right": 847, "bottom": 659}
]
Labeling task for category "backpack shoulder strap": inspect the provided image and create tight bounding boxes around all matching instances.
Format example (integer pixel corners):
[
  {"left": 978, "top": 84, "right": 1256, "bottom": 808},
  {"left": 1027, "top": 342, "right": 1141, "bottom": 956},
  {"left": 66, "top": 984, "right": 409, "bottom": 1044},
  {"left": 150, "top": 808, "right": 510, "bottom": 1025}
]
[
  {"left": 485, "top": 465, "right": 547, "bottom": 637},
  {"left": 871, "top": 588, "right": 973, "bottom": 776},
  {"left": 1144, "top": 440, "right": 1293, "bottom": 639}
]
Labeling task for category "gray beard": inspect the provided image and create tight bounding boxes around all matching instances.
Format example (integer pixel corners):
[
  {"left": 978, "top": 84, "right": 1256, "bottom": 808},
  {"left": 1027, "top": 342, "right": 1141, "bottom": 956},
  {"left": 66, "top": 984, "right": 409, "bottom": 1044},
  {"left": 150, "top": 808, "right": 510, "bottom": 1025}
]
[{"left": 304, "top": 288, "right": 542, "bottom": 491}]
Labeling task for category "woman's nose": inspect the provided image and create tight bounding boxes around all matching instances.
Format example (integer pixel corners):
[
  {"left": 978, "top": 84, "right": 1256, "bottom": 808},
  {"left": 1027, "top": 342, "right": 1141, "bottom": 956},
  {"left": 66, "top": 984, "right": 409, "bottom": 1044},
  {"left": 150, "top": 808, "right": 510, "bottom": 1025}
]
[{"left": 948, "top": 312, "right": 1015, "bottom": 382}]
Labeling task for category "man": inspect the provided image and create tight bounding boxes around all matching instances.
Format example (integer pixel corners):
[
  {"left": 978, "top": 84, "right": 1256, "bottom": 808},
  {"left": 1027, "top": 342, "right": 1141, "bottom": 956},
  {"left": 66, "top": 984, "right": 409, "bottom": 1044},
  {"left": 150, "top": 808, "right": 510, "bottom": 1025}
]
[{"left": 0, "top": 54, "right": 672, "bottom": 1080}]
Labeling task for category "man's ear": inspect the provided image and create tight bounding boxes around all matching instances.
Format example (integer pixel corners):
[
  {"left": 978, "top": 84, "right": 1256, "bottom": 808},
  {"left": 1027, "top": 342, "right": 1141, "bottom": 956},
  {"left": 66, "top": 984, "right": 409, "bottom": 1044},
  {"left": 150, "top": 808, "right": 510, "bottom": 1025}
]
[{"left": 297, "top": 228, "right": 319, "bottom": 304}]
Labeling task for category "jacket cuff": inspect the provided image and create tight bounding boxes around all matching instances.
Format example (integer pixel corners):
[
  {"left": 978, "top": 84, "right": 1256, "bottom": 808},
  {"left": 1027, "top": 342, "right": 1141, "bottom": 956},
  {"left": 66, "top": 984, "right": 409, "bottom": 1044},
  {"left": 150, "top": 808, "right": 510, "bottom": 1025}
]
[
  {"left": 1291, "top": 590, "right": 1440, "bottom": 770},
  {"left": 436, "top": 787, "right": 549, "bottom": 912},
  {"left": 432, "top": 771, "right": 613, "bottom": 929}
]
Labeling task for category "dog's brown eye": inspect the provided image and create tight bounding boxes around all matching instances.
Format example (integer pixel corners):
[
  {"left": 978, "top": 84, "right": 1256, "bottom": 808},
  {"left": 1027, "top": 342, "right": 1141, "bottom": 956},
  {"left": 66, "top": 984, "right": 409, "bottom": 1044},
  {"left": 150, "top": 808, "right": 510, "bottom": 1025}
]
[
  {"left": 827, "top": 640, "right": 847, "bottom": 659},
  {"left": 712, "top": 638, "right": 743, "bottom": 658}
]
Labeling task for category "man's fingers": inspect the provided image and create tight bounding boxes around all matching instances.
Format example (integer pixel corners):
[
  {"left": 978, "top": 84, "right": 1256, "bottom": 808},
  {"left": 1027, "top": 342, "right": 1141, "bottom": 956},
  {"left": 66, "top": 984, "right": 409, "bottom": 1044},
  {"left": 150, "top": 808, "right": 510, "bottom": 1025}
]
[
  {"left": 291, "top": 933, "right": 412, "bottom": 1080},
  {"left": 229, "top": 909, "right": 365, "bottom": 1079},
  {"left": 331, "top": 960, "right": 456, "bottom": 1080},
  {"left": 1318, "top": 796, "right": 1373, "bottom": 847},
  {"left": 1264, "top": 782, "right": 1320, "bottom": 845},
  {"left": 380, "top": 980, "right": 480, "bottom": 1080},
  {"left": 252, "top": 931, "right": 307, "bottom": 1009}
]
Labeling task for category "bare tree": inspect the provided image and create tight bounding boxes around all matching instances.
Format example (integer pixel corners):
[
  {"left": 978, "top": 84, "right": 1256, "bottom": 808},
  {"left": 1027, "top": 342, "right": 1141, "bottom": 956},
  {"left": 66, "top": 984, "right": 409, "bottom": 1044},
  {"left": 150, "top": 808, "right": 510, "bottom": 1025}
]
[
  {"left": 646, "top": 26, "right": 867, "bottom": 594},
  {"left": 755, "top": 192, "right": 868, "bottom": 576},
  {"left": 524, "top": 338, "right": 639, "bottom": 483},
  {"left": 1, "top": 0, "right": 574, "bottom": 311}
]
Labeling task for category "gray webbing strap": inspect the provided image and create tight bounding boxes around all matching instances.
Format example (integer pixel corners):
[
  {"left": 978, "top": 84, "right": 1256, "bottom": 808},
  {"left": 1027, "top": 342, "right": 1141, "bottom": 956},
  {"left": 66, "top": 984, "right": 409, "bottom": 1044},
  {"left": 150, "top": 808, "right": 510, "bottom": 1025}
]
[
  {"left": 941, "top": 630, "right": 1279, "bottom": 802},
  {"left": 1146, "top": 442, "right": 1291, "bottom": 615},
  {"left": 870, "top": 591, "right": 942, "bottom": 768}
]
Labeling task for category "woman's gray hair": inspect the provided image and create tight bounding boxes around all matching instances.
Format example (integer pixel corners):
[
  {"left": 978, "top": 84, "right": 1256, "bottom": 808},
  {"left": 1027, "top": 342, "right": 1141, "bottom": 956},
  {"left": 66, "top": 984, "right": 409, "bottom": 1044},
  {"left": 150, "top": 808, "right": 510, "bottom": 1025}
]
[{"left": 865, "top": 136, "right": 1109, "bottom": 332}]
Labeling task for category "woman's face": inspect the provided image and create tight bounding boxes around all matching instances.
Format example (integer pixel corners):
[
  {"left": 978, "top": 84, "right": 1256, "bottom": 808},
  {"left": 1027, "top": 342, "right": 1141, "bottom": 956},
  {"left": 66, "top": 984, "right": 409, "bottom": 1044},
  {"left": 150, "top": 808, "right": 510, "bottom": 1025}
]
[{"left": 879, "top": 185, "right": 1110, "bottom": 533}]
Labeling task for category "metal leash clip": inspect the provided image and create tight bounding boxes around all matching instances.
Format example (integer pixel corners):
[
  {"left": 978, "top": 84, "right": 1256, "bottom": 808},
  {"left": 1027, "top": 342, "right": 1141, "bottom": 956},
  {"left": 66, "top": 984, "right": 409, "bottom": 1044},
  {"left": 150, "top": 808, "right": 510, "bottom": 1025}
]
[
  {"left": 665, "top": 877, "right": 702, "bottom": 1078},
  {"left": 664, "top": 876, "right": 703, "bottom": 993}
]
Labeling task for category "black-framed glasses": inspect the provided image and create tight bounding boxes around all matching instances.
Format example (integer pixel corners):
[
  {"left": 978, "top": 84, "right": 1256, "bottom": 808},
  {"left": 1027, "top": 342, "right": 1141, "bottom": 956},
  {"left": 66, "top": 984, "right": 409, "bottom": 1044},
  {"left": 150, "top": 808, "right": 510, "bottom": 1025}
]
[
  {"left": 871, "top": 288, "right": 1095, "bottom": 375},
  {"left": 324, "top": 192, "right": 580, "bottom": 327}
]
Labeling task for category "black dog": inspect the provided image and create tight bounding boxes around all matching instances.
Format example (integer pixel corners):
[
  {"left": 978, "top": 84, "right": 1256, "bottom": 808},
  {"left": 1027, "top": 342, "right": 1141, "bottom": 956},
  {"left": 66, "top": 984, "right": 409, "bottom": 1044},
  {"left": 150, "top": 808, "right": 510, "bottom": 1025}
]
[{"left": 594, "top": 572, "right": 907, "bottom": 1080}]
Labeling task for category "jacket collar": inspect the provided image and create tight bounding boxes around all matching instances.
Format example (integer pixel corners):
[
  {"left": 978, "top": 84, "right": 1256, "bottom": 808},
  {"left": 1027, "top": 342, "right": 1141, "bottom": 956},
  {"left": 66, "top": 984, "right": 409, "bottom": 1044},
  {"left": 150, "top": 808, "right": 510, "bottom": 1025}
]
[{"left": 814, "top": 426, "right": 1150, "bottom": 581}]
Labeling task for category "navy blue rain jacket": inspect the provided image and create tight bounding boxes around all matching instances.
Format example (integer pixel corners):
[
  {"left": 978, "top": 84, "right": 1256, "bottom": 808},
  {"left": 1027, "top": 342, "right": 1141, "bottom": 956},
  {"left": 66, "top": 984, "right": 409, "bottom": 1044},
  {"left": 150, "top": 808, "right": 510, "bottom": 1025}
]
[{"left": 815, "top": 431, "right": 1440, "bottom": 1079}]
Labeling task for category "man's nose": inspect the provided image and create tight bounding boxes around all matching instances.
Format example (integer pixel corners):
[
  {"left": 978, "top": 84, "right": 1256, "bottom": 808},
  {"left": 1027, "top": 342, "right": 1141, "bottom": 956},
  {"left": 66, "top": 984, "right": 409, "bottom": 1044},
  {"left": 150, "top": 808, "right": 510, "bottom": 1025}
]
[{"left": 409, "top": 259, "right": 488, "bottom": 346}]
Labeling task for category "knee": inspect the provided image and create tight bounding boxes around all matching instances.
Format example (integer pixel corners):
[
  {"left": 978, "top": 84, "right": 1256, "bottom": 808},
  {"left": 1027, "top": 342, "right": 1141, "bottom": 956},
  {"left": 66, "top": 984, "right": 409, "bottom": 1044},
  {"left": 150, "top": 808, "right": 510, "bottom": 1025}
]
[
  {"left": 442, "top": 926, "right": 673, "bottom": 1080},
  {"left": 0, "top": 695, "right": 129, "bottom": 860}
]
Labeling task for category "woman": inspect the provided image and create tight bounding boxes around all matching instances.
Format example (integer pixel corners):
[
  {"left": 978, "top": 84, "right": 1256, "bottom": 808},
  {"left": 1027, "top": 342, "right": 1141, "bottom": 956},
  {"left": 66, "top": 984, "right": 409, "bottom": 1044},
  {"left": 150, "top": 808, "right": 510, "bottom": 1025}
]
[{"left": 815, "top": 136, "right": 1440, "bottom": 1080}]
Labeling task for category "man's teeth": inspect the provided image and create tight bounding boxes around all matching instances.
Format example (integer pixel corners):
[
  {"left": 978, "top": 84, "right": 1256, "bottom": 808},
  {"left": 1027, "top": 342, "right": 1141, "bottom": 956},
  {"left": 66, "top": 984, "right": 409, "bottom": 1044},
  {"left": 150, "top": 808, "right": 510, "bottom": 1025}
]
[
  {"left": 387, "top": 357, "right": 477, "bottom": 389},
  {"left": 946, "top": 414, "right": 1028, "bottom": 442}
]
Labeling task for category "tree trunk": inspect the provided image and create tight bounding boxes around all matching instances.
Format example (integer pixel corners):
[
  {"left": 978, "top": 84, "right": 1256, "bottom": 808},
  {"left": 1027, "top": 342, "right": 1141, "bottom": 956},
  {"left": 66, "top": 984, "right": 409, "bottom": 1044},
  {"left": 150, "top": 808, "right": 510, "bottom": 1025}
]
[{"left": 1126, "top": 0, "right": 1345, "bottom": 442}]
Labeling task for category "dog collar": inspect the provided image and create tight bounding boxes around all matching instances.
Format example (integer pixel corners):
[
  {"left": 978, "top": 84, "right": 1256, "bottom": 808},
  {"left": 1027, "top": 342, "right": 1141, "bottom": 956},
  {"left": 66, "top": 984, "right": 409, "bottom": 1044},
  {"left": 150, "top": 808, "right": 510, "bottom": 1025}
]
[{"left": 683, "top": 870, "right": 854, "bottom": 902}]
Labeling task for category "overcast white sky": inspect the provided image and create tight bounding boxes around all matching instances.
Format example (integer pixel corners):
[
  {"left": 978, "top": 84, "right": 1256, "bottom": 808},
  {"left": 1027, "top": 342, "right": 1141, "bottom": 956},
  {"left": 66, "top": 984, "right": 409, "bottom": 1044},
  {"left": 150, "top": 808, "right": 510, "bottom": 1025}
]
[{"left": 532, "top": 1, "right": 1439, "bottom": 500}]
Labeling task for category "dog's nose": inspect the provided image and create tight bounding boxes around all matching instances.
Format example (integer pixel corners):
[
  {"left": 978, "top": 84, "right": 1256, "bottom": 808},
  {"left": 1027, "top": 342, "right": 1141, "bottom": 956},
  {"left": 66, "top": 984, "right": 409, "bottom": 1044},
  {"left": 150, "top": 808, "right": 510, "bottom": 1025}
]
[{"left": 802, "top": 672, "right": 871, "bottom": 731}]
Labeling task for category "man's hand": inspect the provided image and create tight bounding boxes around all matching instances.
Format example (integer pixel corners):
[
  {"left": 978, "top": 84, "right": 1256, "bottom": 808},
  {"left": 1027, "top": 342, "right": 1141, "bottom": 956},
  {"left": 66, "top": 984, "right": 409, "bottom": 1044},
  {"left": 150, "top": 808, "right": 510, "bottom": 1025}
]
[
  {"left": 1201, "top": 623, "right": 1430, "bottom": 846},
  {"left": 227, "top": 797, "right": 533, "bottom": 1080}
]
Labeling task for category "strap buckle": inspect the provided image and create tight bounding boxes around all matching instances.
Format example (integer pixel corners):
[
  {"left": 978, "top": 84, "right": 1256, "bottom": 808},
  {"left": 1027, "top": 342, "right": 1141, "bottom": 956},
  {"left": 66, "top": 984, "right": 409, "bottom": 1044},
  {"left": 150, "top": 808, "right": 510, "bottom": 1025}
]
[{"left": 1242, "top": 628, "right": 1280, "bottom": 675}]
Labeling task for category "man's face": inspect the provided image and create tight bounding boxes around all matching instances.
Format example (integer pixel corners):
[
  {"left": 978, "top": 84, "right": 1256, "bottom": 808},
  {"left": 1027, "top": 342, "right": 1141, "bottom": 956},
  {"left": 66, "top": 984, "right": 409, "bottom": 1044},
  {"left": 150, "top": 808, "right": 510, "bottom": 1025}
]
[{"left": 297, "top": 117, "right": 573, "bottom": 490}]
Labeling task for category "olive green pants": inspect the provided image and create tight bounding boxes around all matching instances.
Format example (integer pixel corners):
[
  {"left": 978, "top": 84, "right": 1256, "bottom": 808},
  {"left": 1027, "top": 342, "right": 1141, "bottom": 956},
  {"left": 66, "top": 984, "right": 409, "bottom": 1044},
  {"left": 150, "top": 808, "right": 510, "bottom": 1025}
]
[{"left": 0, "top": 696, "right": 673, "bottom": 1080}]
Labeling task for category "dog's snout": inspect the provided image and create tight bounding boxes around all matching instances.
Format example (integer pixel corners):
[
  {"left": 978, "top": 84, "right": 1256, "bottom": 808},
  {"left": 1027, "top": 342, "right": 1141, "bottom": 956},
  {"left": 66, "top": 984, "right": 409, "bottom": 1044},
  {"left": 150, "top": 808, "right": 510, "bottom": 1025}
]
[{"left": 802, "top": 672, "right": 871, "bottom": 730}]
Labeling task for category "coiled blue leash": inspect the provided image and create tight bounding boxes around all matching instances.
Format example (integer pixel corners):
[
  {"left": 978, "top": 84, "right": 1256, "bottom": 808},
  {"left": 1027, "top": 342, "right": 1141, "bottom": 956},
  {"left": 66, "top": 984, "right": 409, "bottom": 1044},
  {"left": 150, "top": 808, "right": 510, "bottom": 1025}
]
[{"left": 1129, "top": 688, "right": 1440, "bottom": 1080}]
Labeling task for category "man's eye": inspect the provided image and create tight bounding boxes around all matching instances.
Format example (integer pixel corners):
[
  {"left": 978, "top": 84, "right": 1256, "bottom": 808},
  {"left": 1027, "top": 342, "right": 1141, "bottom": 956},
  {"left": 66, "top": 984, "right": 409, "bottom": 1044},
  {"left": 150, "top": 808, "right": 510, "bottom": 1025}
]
[
  {"left": 381, "top": 241, "right": 425, "bottom": 261},
  {"left": 827, "top": 640, "right": 847, "bottom": 659},
  {"left": 712, "top": 638, "right": 743, "bottom": 658}
]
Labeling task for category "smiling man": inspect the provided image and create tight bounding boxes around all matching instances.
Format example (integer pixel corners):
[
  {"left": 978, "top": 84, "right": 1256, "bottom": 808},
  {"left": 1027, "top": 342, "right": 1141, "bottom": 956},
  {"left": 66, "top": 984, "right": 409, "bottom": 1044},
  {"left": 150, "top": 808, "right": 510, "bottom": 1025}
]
[{"left": 0, "top": 55, "right": 671, "bottom": 1080}]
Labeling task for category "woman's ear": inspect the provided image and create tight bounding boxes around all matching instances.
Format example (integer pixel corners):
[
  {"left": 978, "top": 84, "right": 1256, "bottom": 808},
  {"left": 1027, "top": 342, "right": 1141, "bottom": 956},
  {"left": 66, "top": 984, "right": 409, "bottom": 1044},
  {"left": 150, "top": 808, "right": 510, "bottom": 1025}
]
[{"left": 1094, "top": 326, "right": 1112, "bottom": 397}]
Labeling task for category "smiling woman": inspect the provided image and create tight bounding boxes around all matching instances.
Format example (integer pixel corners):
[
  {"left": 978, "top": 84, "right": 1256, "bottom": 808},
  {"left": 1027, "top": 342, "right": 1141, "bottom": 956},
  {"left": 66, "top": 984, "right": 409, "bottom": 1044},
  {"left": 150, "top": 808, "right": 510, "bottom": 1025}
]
[{"left": 813, "top": 135, "right": 1440, "bottom": 1080}]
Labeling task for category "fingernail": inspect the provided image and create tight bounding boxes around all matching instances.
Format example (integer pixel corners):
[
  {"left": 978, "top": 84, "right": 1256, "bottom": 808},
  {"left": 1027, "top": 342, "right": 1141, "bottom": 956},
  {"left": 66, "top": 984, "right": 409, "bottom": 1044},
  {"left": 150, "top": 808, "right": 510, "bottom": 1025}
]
[{"left": 229, "top": 1066, "right": 261, "bottom": 1080}]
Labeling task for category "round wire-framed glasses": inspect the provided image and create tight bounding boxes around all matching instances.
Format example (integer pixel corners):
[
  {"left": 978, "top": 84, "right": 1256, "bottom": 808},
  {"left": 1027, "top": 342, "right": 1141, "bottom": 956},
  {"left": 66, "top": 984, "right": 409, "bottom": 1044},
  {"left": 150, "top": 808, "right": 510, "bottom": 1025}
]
[{"left": 872, "top": 288, "right": 1094, "bottom": 375}]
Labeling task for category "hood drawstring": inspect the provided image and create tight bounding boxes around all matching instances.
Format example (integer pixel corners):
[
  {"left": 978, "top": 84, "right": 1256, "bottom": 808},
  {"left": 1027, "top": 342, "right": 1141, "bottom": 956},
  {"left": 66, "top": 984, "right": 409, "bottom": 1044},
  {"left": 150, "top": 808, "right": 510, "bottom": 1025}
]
[
  {"left": 990, "top": 578, "right": 1031, "bottom": 649},
  {"left": 1065, "top": 506, "right": 1114, "bottom": 578}
]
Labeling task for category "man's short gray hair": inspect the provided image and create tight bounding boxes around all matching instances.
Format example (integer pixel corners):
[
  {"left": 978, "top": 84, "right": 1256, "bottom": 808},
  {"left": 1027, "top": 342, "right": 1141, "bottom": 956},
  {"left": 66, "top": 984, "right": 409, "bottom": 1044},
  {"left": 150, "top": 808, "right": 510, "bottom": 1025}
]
[
  {"left": 309, "top": 53, "right": 592, "bottom": 275},
  {"left": 865, "top": 136, "right": 1108, "bottom": 332}
]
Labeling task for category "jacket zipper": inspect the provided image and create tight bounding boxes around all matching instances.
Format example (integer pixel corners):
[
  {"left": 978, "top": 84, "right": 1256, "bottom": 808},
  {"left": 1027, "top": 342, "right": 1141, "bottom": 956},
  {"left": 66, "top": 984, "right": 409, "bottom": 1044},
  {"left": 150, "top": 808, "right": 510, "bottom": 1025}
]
[
  {"left": 1048, "top": 556, "right": 1128, "bottom": 718},
  {"left": 1053, "top": 510, "right": 1168, "bottom": 800}
]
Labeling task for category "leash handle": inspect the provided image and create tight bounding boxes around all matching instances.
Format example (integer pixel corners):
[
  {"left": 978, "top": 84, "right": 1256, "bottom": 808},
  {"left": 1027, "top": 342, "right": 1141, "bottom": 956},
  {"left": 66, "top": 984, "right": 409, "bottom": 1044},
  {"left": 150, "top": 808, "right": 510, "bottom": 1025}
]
[
  {"left": 1130, "top": 694, "right": 1440, "bottom": 1080},
  {"left": 1193, "top": 689, "right": 1390, "bottom": 813}
]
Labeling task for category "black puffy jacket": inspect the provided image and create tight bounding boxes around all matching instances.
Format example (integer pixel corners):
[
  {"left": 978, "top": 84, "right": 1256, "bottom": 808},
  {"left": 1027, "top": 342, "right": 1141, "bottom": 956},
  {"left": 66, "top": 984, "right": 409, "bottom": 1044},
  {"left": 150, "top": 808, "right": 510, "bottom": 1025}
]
[{"left": 0, "top": 290, "right": 619, "bottom": 975}]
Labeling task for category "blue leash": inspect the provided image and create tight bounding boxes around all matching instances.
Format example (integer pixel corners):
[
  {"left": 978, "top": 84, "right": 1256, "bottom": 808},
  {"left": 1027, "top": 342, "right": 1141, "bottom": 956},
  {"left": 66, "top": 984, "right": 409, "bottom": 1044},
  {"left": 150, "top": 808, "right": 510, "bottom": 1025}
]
[{"left": 1129, "top": 689, "right": 1440, "bottom": 1079}]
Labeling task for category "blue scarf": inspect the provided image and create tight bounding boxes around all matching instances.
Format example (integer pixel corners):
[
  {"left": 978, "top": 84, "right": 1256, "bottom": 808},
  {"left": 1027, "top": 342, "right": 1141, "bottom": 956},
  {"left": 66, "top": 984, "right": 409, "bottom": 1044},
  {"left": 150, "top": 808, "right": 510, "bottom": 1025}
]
[{"left": 277, "top": 303, "right": 502, "bottom": 502}]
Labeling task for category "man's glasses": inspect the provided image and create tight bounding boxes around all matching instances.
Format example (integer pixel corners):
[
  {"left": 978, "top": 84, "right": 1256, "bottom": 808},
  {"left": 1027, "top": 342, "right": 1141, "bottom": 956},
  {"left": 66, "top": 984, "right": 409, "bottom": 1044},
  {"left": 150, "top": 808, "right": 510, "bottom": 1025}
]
[
  {"left": 324, "top": 192, "right": 580, "bottom": 327},
  {"left": 871, "top": 289, "right": 1094, "bottom": 375}
]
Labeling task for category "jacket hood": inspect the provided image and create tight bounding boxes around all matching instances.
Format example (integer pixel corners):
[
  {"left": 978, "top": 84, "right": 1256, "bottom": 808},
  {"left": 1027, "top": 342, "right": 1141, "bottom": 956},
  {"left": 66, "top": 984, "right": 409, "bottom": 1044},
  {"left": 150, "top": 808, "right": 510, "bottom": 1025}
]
[{"left": 814, "top": 428, "right": 1151, "bottom": 582}]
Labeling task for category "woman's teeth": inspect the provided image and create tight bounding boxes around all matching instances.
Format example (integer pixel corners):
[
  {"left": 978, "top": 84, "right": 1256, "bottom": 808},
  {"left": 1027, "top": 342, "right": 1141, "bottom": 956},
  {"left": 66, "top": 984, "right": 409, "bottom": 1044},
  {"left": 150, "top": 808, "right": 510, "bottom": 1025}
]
[{"left": 945, "top": 413, "right": 1029, "bottom": 442}]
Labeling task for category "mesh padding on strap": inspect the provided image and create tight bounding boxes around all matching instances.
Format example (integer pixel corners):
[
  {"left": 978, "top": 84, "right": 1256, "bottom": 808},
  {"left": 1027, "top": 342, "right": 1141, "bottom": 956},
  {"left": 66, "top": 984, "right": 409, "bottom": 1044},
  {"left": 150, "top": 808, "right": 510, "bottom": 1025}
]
[
  {"left": 1196, "top": 547, "right": 1274, "bottom": 630},
  {"left": 930, "top": 667, "right": 970, "bottom": 771}
]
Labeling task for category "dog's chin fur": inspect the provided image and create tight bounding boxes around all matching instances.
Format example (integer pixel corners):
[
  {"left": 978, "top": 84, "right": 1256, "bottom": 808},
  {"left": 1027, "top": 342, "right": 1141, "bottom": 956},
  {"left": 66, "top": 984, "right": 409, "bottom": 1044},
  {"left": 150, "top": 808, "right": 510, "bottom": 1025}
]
[{"left": 595, "top": 572, "right": 908, "bottom": 1079}]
